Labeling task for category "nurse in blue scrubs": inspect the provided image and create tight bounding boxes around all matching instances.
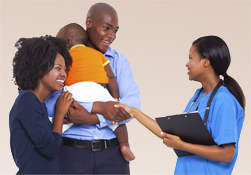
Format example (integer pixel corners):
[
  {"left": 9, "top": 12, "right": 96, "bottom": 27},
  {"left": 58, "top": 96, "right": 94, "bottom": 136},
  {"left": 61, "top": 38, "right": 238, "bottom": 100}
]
[{"left": 115, "top": 35, "right": 245, "bottom": 175}]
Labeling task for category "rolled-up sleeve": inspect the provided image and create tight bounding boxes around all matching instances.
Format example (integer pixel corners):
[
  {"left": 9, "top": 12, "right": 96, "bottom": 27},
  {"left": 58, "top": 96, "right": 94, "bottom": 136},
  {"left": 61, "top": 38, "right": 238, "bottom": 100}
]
[{"left": 95, "top": 50, "right": 141, "bottom": 128}]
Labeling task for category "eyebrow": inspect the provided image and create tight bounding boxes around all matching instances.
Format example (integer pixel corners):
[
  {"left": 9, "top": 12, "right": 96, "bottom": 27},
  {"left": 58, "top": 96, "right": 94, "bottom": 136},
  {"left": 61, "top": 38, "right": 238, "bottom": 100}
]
[
  {"left": 54, "top": 64, "right": 62, "bottom": 67},
  {"left": 104, "top": 22, "right": 119, "bottom": 29}
]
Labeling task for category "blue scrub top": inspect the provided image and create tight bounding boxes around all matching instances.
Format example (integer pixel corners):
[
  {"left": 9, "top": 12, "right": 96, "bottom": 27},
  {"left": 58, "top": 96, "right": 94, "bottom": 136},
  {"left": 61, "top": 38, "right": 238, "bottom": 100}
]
[{"left": 174, "top": 86, "right": 244, "bottom": 175}]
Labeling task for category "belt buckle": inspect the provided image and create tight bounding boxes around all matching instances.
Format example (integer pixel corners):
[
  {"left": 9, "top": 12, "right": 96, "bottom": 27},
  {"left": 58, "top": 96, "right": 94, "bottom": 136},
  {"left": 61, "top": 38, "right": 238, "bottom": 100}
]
[{"left": 91, "top": 140, "right": 108, "bottom": 151}]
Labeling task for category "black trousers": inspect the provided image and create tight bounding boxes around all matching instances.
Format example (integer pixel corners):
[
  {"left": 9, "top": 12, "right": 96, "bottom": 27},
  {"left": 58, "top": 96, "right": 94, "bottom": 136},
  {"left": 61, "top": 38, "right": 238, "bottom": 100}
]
[{"left": 59, "top": 144, "right": 130, "bottom": 174}]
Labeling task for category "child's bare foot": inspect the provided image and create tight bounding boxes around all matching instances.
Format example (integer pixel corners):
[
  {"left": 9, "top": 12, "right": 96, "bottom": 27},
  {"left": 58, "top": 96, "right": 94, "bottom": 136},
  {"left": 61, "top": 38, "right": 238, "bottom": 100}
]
[{"left": 120, "top": 143, "right": 135, "bottom": 162}]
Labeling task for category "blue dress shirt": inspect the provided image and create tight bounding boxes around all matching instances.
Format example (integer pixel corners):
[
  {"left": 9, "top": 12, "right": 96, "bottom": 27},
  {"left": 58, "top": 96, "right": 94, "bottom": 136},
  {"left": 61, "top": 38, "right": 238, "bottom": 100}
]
[{"left": 45, "top": 47, "right": 141, "bottom": 141}]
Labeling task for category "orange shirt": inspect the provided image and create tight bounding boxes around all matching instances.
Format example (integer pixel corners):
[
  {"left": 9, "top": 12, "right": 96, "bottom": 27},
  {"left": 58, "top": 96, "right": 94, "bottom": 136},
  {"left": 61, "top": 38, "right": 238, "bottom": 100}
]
[{"left": 65, "top": 45, "right": 110, "bottom": 86}]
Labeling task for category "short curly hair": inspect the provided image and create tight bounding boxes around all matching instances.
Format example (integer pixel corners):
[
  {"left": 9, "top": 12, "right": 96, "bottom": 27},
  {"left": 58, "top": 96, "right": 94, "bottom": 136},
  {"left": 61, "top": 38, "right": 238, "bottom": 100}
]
[{"left": 12, "top": 35, "right": 72, "bottom": 90}]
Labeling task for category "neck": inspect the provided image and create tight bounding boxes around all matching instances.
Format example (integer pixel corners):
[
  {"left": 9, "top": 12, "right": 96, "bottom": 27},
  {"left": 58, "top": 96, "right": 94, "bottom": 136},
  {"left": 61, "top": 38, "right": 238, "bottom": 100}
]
[
  {"left": 30, "top": 83, "right": 51, "bottom": 103},
  {"left": 200, "top": 75, "right": 220, "bottom": 95},
  {"left": 86, "top": 40, "right": 94, "bottom": 49}
]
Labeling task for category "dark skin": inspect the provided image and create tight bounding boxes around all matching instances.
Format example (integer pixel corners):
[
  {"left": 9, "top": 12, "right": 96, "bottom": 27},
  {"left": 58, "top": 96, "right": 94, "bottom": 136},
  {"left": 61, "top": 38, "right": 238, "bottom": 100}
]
[
  {"left": 115, "top": 45, "right": 236, "bottom": 163},
  {"left": 65, "top": 9, "right": 131, "bottom": 124},
  {"left": 63, "top": 5, "right": 135, "bottom": 162}
]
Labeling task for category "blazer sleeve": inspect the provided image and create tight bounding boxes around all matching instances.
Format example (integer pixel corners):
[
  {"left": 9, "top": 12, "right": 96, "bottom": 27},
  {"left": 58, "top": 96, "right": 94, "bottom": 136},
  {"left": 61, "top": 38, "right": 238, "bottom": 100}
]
[{"left": 17, "top": 93, "right": 62, "bottom": 158}]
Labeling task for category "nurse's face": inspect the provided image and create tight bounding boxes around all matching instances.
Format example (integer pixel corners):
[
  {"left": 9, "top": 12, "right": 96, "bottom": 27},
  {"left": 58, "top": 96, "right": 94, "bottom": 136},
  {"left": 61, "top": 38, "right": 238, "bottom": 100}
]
[{"left": 186, "top": 45, "right": 206, "bottom": 81}]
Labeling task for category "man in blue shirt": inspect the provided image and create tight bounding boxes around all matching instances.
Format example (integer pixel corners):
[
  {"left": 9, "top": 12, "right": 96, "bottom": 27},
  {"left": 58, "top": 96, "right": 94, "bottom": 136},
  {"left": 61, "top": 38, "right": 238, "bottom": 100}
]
[{"left": 45, "top": 2, "right": 141, "bottom": 174}]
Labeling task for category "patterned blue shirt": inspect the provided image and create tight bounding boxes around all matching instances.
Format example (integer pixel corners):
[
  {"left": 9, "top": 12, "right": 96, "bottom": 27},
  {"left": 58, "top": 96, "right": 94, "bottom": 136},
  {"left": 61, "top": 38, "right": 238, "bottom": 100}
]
[{"left": 45, "top": 47, "right": 141, "bottom": 141}]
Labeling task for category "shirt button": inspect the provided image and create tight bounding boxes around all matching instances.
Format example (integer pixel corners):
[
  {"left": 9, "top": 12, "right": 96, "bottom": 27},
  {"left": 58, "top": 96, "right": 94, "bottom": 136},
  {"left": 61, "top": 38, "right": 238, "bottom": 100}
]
[
  {"left": 103, "top": 119, "right": 105, "bottom": 122},
  {"left": 95, "top": 137, "right": 97, "bottom": 139}
]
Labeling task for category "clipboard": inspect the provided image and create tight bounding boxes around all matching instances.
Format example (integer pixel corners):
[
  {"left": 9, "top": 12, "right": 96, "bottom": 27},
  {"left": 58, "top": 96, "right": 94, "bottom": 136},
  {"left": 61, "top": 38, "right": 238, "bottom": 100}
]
[{"left": 155, "top": 112, "right": 216, "bottom": 157}]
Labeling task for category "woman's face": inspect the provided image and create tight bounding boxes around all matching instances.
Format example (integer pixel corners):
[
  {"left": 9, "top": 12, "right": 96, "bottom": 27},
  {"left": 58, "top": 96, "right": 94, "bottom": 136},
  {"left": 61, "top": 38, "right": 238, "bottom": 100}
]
[
  {"left": 186, "top": 45, "right": 206, "bottom": 81},
  {"left": 40, "top": 53, "right": 66, "bottom": 92}
]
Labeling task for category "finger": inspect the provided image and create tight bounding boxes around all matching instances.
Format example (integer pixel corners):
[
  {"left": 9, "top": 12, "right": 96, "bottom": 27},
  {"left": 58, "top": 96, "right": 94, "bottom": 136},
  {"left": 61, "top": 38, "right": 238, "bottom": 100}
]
[
  {"left": 60, "top": 91, "right": 66, "bottom": 97},
  {"left": 119, "top": 107, "right": 131, "bottom": 120},
  {"left": 71, "top": 101, "right": 81, "bottom": 108},
  {"left": 115, "top": 110, "right": 126, "bottom": 123},
  {"left": 69, "top": 97, "right": 74, "bottom": 103}
]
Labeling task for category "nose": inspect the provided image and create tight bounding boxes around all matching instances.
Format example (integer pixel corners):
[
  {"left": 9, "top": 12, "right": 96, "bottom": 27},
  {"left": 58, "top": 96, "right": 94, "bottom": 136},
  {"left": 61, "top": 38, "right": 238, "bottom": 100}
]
[
  {"left": 61, "top": 70, "right": 67, "bottom": 77},
  {"left": 186, "top": 61, "right": 188, "bottom": 68},
  {"left": 107, "top": 30, "right": 116, "bottom": 40}
]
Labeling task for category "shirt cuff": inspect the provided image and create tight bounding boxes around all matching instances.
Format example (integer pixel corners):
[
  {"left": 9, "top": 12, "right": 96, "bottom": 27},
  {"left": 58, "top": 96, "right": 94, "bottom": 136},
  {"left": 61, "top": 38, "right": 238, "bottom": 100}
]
[{"left": 96, "top": 114, "right": 113, "bottom": 128}]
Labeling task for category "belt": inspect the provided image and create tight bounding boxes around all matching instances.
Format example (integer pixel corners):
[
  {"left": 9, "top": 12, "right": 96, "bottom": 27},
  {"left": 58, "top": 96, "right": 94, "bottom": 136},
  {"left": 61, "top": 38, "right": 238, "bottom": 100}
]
[{"left": 61, "top": 137, "right": 119, "bottom": 151}]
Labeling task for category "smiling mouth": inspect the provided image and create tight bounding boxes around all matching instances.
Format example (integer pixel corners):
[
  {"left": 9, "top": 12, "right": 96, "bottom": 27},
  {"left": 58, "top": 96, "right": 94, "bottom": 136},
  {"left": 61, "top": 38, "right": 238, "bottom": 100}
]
[
  {"left": 102, "top": 40, "right": 112, "bottom": 45},
  {"left": 56, "top": 79, "right": 65, "bottom": 86}
]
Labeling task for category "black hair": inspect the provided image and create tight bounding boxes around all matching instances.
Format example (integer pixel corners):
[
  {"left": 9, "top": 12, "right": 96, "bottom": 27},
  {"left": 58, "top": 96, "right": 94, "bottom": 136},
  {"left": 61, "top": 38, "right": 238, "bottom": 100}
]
[
  {"left": 64, "top": 23, "right": 88, "bottom": 45},
  {"left": 12, "top": 35, "right": 72, "bottom": 90},
  {"left": 193, "top": 35, "right": 245, "bottom": 111}
]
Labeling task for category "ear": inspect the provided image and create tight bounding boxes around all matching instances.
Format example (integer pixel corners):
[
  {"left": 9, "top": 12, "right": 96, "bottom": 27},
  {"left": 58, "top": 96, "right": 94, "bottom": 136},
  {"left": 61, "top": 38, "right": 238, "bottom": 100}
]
[
  {"left": 66, "top": 38, "right": 72, "bottom": 50},
  {"left": 204, "top": 58, "right": 210, "bottom": 68},
  {"left": 86, "top": 17, "right": 92, "bottom": 29}
]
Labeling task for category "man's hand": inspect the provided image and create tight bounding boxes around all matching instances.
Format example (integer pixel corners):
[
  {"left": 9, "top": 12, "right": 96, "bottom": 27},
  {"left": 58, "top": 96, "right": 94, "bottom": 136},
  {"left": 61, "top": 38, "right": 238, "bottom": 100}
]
[
  {"left": 64, "top": 101, "right": 100, "bottom": 125},
  {"left": 92, "top": 101, "right": 131, "bottom": 123}
]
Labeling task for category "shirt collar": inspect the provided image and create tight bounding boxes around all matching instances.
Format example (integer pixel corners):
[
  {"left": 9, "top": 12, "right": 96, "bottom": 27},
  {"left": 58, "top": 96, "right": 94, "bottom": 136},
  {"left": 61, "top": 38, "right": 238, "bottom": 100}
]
[
  {"left": 104, "top": 47, "right": 113, "bottom": 57},
  {"left": 70, "top": 44, "right": 85, "bottom": 50}
]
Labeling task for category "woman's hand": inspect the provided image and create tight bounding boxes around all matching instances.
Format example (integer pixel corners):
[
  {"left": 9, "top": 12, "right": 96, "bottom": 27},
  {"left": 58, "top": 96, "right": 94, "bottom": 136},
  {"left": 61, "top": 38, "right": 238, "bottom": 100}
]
[
  {"left": 114, "top": 103, "right": 136, "bottom": 118},
  {"left": 92, "top": 101, "right": 131, "bottom": 123},
  {"left": 161, "top": 132, "right": 184, "bottom": 150},
  {"left": 52, "top": 91, "right": 74, "bottom": 135},
  {"left": 55, "top": 91, "right": 74, "bottom": 118}
]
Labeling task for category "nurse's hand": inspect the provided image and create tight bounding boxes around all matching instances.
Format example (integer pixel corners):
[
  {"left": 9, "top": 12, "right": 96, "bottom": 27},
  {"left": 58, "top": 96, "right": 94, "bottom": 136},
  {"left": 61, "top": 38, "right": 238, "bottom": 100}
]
[{"left": 161, "top": 132, "right": 184, "bottom": 150}]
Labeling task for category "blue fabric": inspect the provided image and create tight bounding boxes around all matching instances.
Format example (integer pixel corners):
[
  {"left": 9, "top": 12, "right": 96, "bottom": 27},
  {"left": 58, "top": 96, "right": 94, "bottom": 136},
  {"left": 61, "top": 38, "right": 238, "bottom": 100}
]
[
  {"left": 45, "top": 47, "right": 141, "bottom": 141},
  {"left": 174, "top": 86, "right": 244, "bottom": 175},
  {"left": 9, "top": 90, "right": 62, "bottom": 174}
]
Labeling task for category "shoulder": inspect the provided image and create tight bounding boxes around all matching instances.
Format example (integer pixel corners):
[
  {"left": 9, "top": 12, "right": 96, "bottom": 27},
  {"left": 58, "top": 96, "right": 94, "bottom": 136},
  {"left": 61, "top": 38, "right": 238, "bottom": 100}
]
[
  {"left": 105, "top": 47, "right": 128, "bottom": 62},
  {"left": 214, "top": 86, "right": 237, "bottom": 103},
  {"left": 18, "top": 90, "right": 38, "bottom": 103},
  {"left": 212, "top": 86, "right": 243, "bottom": 113},
  {"left": 16, "top": 90, "right": 41, "bottom": 111}
]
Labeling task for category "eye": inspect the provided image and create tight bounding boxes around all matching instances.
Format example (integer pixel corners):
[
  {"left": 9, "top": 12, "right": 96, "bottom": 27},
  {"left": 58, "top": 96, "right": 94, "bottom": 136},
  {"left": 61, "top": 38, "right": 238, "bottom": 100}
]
[
  {"left": 103, "top": 26, "right": 109, "bottom": 30},
  {"left": 55, "top": 67, "right": 61, "bottom": 71}
]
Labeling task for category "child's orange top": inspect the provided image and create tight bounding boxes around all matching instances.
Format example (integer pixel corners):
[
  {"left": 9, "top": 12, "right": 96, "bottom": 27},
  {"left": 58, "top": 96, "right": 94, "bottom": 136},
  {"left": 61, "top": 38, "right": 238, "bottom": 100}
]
[{"left": 65, "top": 44, "right": 110, "bottom": 86}]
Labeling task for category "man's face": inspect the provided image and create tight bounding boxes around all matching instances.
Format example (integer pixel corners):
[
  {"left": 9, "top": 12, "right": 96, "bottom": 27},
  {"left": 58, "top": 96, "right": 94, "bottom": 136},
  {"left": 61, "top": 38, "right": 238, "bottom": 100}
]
[{"left": 86, "top": 11, "right": 119, "bottom": 53}]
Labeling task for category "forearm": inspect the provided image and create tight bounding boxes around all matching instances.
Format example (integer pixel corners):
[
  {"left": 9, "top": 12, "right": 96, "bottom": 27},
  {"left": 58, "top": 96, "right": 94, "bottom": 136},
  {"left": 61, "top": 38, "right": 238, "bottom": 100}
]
[
  {"left": 76, "top": 113, "right": 100, "bottom": 125},
  {"left": 107, "top": 77, "right": 119, "bottom": 99},
  {"left": 132, "top": 108, "right": 162, "bottom": 138},
  {"left": 178, "top": 142, "right": 235, "bottom": 163},
  {"left": 51, "top": 115, "right": 64, "bottom": 135},
  {"left": 91, "top": 102, "right": 104, "bottom": 114}
]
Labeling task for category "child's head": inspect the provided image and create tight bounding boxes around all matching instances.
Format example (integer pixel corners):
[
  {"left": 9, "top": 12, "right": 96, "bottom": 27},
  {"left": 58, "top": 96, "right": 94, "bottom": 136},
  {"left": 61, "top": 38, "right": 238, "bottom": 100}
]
[
  {"left": 56, "top": 23, "right": 88, "bottom": 50},
  {"left": 12, "top": 35, "right": 72, "bottom": 90}
]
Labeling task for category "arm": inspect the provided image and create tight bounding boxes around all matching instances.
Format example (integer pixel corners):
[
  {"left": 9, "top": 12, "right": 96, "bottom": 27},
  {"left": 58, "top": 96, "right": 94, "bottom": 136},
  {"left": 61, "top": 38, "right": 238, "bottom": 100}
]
[
  {"left": 92, "top": 53, "right": 141, "bottom": 124},
  {"left": 161, "top": 132, "right": 235, "bottom": 163},
  {"left": 114, "top": 103, "right": 162, "bottom": 138},
  {"left": 18, "top": 93, "right": 63, "bottom": 158},
  {"left": 65, "top": 101, "right": 100, "bottom": 125},
  {"left": 52, "top": 91, "right": 74, "bottom": 135},
  {"left": 115, "top": 103, "right": 236, "bottom": 163},
  {"left": 45, "top": 91, "right": 100, "bottom": 125},
  {"left": 104, "top": 63, "right": 119, "bottom": 100}
]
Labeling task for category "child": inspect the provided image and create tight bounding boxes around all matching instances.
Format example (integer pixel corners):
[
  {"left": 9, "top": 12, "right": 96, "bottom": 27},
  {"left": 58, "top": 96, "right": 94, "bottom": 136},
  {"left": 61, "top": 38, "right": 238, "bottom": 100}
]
[
  {"left": 115, "top": 35, "right": 245, "bottom": 174},
  {"left": 55, "top": 23, "right": 134, "bottom": 162},
  {"left": 9, "top": 35, "right": 73, "bottom": 174}
]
